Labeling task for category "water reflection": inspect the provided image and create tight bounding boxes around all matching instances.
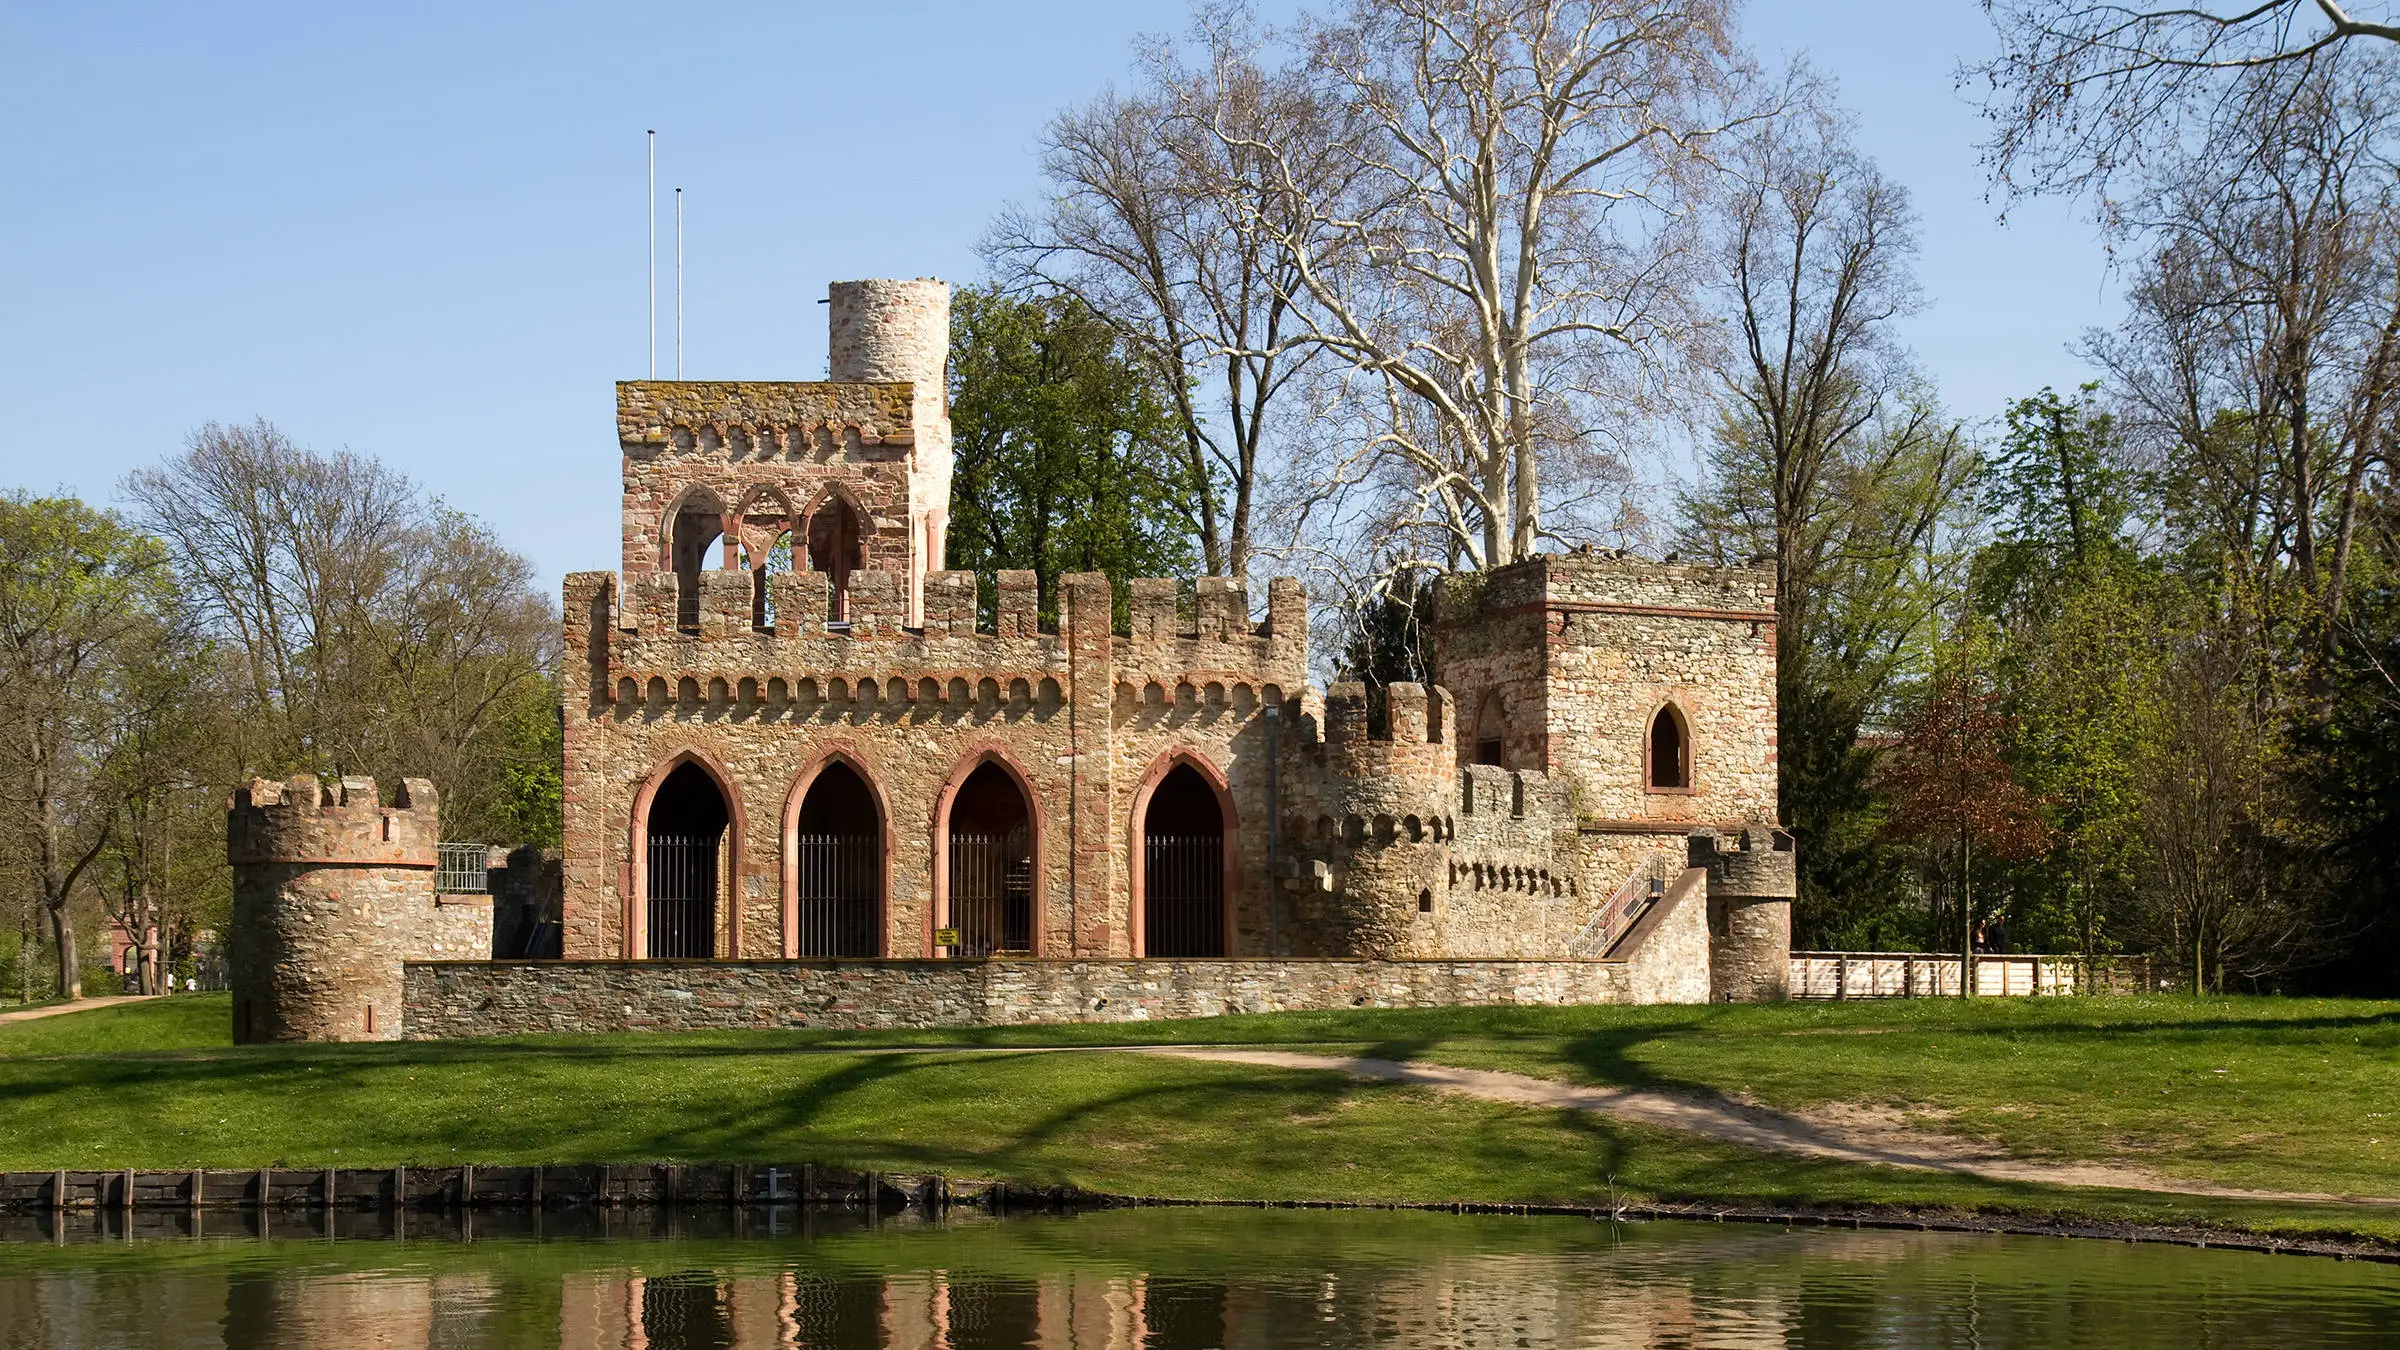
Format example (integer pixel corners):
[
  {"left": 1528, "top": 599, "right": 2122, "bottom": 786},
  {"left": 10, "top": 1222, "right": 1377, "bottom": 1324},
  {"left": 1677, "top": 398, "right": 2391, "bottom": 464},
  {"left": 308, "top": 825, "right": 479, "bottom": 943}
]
[{"left": 0, "top": 1207, "right": 2392, "bottom": 1348}]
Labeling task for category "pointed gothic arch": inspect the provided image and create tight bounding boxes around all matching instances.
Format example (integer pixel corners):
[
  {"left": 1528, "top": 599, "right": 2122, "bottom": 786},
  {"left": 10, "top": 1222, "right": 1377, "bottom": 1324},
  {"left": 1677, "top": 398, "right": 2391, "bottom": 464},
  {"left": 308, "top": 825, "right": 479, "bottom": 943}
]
[
  {"left": 930, "top": 746, "right": 1045, "bottom": 957},
  {"left": 1128, "top": 749, "right": 1238, "bottom": 958},
  {"left": 625, "top": 747, "right": 748, "bottom": 959},
  {"left": 800, "top": 482, "right": 870, "bottom": 622},
  {"left": 780, "top": 748, "right": 890, "bottom": 957},
  {"left": 1645, "top": 701, "right": 1694, "bottom": 793}
]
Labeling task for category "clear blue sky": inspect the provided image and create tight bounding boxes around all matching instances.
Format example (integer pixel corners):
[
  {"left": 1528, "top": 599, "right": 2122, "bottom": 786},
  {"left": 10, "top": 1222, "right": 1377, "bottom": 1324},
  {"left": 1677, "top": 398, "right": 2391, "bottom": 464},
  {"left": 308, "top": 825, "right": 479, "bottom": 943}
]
[{"left": 0, "top": 2, "right": 2114, "bottom": 591}]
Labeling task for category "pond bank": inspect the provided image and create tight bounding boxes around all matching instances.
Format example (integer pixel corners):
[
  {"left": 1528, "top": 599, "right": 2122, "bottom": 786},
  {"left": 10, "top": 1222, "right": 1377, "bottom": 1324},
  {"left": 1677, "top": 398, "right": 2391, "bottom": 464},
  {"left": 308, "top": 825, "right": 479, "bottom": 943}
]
[{"left": 5, "top": 1162, "right": 2397, "bottom": 1264}]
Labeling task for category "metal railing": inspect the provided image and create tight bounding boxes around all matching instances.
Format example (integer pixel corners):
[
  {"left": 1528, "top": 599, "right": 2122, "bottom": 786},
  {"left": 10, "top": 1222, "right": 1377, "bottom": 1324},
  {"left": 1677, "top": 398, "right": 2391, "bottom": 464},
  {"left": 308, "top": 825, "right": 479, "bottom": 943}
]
[
  {"left": 435, "top": 843, "right": 492, "bottom": 895},
  {"left": 1143, "top": 833, "right": 1225, "bottom": 957},
  {"left": 1567, "top": 852, "right": 1677, "bottom": 957},
  {"left": 646, "top": 833, "right": 718, "bottom": 958},
  {"left": 947, "top": 831, "right": 1033, "bottom": 956},
  {"left": 792, "top": 833, "right": 879, "bottom": 957}
]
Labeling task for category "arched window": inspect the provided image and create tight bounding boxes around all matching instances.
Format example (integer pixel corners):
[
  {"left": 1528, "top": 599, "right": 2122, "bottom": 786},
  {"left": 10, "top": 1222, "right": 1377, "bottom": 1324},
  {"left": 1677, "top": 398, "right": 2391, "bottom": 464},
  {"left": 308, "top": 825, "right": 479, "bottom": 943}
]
[
  {"left": 668, "top": 489, "right": 729, "bottom": 634},
  {"left": 1472, "top": 692, "right": 1505, "bottom": 767},
  {"left": 805, "top": 492, "right": 866, "bottom": 622},
  {"left": 1647, "top": 704, "right": 1691, "bottom": 791},
  {"left": 734, "top": 488, "right": 794, "bottom": 631}
]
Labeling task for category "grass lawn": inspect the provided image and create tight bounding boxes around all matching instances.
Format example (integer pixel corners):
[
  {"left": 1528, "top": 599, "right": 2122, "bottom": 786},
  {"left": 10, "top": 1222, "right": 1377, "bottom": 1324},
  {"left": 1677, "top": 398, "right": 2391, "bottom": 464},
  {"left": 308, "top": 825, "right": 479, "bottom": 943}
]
[{"left": 3, "top": 993, "right": 2395, "bottom": 1247}]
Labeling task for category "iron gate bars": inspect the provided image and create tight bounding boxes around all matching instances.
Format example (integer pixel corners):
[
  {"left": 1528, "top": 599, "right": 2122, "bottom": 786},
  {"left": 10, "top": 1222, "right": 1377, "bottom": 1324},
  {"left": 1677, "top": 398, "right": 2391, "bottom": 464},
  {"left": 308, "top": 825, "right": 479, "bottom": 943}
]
[
  {"left": 792, "top": 833, "right": 879, "bottom": 957},
  {"left": 646, "top": 833, "right": 717, "bottom": 958},
  {"left": 947, "top": 831, "right": 1032, "bottom": 956},
  {"left": 1144, "top": 833, "right": 1224, "bottom": 957}
]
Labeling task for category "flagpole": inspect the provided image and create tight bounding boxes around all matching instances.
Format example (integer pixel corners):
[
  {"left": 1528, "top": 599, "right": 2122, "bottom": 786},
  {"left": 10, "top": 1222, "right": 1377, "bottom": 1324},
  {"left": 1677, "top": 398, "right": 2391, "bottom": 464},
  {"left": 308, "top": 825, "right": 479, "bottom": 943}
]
[
  {"left": 675, "top": 187, "right": 684, "bottom": 380},
  {"left": 647, "top": 130, "right": 656, "bottom": 379}
]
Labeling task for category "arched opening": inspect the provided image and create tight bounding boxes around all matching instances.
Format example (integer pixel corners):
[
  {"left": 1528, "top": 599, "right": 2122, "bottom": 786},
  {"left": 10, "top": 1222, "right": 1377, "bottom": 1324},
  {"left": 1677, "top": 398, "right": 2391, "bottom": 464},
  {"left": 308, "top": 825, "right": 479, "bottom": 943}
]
[
  {"left": 805, "top": 491, "right": 866, "bottom": 622},
  {"left": 1472, "top": 691, "right": 1505, "bottom": 767},
  {"left": 790, "top": 761, "right": 881, "bottom": 956},
  {"left": 944, "top": 762, "right": 1034, "bottom": 956},
  {"left": 735, "top": 489, "right": 794, "bottom": 630},
  {"left": 1141, "top": 763, "right": 1226, "bottom": 958},
  {"left": 1648, "top": 704, "right": 1691, "bottom": 791},
  {"left": 645, "top": 762, "right": 727, "bottom": 958},
  {"left": 668, "top": 489, "right": 729, "bottom": 634}
]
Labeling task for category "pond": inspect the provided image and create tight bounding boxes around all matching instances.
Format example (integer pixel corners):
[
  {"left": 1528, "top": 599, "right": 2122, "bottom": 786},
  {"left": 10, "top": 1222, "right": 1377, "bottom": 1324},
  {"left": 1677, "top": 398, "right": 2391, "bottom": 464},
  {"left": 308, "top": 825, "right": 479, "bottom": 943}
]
[{"left": 0, "top": 1206, "right": 2393, "bottom": 1348}]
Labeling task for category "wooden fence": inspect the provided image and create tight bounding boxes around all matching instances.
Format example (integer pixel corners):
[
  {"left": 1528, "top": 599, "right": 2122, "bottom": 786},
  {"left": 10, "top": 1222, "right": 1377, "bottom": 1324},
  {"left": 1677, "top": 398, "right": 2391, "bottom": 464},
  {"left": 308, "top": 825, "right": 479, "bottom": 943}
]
[{"left": 1789, "top": 952, "right": 2153, "bottom": 1000}]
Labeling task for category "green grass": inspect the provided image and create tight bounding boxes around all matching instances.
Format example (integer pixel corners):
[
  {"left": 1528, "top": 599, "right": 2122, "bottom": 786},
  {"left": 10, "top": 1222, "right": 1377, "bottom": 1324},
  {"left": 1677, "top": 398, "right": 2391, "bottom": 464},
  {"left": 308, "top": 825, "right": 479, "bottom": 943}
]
[{"left": 4, "top": 993, "right": 2396, "bottom": 1248}]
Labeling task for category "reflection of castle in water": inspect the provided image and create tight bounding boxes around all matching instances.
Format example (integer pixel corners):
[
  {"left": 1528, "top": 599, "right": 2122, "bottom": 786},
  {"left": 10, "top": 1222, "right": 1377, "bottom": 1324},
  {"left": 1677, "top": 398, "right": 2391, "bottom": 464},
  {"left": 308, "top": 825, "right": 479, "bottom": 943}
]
[
  {"left": 559, "top": 1257, "right": 1790, "bottom": 1349},
  {"left": 6, "top": 1212, "right": 2376, "bottom": 1349}
]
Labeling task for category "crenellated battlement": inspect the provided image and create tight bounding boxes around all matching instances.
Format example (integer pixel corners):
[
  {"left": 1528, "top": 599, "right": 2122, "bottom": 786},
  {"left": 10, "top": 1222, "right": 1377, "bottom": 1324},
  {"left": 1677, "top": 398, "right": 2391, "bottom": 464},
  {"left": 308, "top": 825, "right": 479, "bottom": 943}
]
[
  {"left": 227, "top": 774, "right": 438, "bottom": 868},
  {"left": 1690, "top": 824, "right": 1797, "bottom": 898},
  {"left": 568, "top": 568, "right": 1309, "bottom": 711}
]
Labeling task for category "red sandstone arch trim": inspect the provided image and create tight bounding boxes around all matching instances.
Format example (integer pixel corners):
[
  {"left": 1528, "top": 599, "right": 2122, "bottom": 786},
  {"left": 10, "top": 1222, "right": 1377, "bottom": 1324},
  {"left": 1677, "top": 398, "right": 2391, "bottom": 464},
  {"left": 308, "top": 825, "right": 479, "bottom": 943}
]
[
  {"left": 1127, "top": 747, "right": 1240, "bottom": 958},
  {"left": 778, "top": 744, "right": 895, "bottom": 957},
  {"left": 797, "top": 481, "right": 871, "bottom": 559},
  {"left": 624, "top": 746, "right": 748, "bottom": 960},
  {"left": 655, "top": 483, "right": 731, "bottom": 572},
  {"left": 1643, "top": 699, "right": 1696, "bottom": 795},
  {"left": 927, "top": 743, "right": 1047, "bottom": 958}
]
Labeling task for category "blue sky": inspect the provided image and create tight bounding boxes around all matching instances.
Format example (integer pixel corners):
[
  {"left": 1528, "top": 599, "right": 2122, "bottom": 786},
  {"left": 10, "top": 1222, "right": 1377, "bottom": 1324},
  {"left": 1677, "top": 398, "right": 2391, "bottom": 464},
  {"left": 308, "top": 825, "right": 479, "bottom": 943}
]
[{"left": 0, "top": 2, "right": 2116, "bottom": 590}]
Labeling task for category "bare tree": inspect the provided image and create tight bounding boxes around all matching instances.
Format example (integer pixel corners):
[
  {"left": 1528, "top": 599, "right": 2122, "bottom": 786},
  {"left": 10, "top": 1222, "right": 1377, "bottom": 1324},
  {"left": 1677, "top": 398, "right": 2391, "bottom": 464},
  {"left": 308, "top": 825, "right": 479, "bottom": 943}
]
[
  {"left": 1971, "top": 0, "right": 2400, "bottom": 199},
  {"left": 1202, "top": 0, "right": 1758, "bottom": 571},
  {"left": 2088, "top": 51, "right": 2400, "bottom": 648},
  {"left": 125, "top": 422, "right": 558, "bottom": 843},
  {"left": 988, "top": 6, "right": 1333, "bottom": 579}
]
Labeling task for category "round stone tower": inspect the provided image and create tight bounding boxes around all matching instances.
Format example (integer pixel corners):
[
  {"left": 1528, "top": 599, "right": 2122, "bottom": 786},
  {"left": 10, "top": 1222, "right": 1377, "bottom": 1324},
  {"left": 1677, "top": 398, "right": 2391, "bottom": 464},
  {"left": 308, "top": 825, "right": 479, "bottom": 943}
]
[
  {"left": 1307, "top": 682, "right": 1457, "bottom": 957},
  {"left": 828, "top": 278, "right": 951, "bottom": 625},
  {"left": 226, "top": 774, "right": 438, "bottom": 1043},
  {"left": 1694, "top": 824, "right": 1796, "bottom": 1001}
]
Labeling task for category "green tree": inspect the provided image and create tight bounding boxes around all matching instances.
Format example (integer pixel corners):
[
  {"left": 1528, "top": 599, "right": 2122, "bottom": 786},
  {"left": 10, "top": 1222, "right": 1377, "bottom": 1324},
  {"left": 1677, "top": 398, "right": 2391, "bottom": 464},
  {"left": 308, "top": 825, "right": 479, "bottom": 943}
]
[
  {"left": 0, "top": 495, "right": 189, "bottom": 998},
  {"left": 946, "top": 286, "right": 1204, "bottom": 623}
]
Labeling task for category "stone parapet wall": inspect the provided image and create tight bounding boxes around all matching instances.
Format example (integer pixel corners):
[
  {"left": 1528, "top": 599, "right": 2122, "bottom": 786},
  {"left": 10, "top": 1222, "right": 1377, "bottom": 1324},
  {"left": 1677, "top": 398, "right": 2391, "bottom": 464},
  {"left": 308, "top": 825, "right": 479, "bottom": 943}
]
[
  {"left": 402, "top": 956, "right": 1635, "bottom": 1036},
  {"left": 408, "top": 863, "right": 1713, "bottom": 1036}
]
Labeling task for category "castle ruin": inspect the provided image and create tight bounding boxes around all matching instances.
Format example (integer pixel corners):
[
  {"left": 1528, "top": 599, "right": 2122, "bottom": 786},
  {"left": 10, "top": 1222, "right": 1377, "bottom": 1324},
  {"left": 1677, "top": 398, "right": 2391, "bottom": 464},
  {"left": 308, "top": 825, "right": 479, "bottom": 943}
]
[{"left": 228, "top": 277, "right": 1794, "bottom": 1042}]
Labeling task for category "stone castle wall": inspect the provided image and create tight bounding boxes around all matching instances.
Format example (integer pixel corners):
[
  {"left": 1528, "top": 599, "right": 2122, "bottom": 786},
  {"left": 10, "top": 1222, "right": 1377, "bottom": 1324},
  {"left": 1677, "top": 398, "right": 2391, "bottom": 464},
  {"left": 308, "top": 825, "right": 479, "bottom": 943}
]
[
  {"left": 404, "top": 873, "right": 1710, "bottom": 1034},
  {"left": 559, "top": 563, "right": 1311, "bottom": 962}
]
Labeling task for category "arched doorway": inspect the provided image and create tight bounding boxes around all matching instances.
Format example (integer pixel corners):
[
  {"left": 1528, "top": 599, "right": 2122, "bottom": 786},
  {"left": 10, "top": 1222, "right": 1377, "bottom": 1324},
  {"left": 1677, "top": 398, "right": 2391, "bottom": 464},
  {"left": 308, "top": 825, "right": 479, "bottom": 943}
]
[
  {"left": 791, "top": 761, "right": 881, "bottom": 957},
  {"left": 1141, "top": 763, "right": 1226, "bottom": 957},
  {"left": 944, "top": 762, "right": 1034, "bottom": 956},
  {"left": 646, "top": 763, "right": 727, "bottom": 958}
]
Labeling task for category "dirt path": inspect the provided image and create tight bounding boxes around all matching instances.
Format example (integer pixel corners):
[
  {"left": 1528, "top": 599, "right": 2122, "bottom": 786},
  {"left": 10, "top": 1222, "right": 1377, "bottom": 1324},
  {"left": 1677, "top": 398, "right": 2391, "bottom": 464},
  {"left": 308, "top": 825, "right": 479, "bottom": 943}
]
[
  {"left": 0, "top": 995, "right": 152, "bottom": 1025},
  {"left": 1125, "top": 1046, "right": 2400, "bottom": 1207}
]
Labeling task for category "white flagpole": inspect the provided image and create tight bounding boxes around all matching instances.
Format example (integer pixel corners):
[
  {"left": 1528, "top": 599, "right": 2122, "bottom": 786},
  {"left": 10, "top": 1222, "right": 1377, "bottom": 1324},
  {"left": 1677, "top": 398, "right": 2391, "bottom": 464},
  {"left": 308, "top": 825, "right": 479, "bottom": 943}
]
[
  {"left": 675, "top": 187, "right": 684, "bottom": 380},
  {"left": 647, "top": 130, "right": 656, "bottom": 379}
]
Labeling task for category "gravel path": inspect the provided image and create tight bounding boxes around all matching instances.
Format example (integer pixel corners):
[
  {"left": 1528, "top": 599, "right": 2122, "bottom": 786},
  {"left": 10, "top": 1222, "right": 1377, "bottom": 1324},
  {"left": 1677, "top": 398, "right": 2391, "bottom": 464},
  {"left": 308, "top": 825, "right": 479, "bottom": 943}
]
[
  {"left": 0, "top": 995, "right": 153, "bottom": 1025},
  {"left": 1124, "top": 1045, "right": 2400, "bottom": 1207}
]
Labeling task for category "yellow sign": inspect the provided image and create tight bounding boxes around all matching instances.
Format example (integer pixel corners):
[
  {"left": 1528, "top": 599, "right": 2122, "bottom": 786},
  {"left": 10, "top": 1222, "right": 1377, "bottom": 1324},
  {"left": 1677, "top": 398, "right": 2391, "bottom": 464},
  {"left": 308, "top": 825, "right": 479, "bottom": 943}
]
[{"left": 934, "top": 927, "right": 961, "bottom": 947}]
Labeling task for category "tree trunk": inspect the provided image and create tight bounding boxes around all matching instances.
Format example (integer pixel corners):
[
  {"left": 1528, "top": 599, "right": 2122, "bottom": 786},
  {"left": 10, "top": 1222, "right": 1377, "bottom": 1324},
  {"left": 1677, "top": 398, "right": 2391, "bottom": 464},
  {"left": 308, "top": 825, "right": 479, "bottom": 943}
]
[{"left": 46, "top": 901, "right": 78, "bottom": 1002}]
